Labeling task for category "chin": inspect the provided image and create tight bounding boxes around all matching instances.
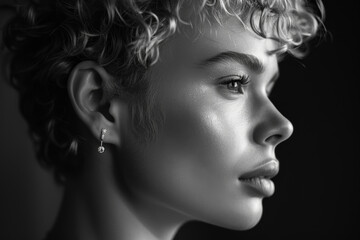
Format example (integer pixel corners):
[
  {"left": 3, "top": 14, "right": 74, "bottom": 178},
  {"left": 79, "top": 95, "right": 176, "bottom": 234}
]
[
  {"left": 231, "top": 203, "right": 263, "bottom": 230},
  {"left": 205, "top": 198, "right": 264, "bottom": 231},
  {"left": 236, "top": 210, "right": 263, "bottom": 230}
]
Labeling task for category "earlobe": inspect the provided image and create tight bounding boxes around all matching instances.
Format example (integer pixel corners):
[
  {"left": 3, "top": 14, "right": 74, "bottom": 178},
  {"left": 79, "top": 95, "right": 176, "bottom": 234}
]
[{"left": 67, "top": 61, "right": 123, "bottom": 146}]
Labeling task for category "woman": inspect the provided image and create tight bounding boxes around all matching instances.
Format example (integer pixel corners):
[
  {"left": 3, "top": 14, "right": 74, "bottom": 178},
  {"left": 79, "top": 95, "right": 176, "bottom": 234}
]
[{"left": 2, "top": 0, "right": 324, "bottom": 239}]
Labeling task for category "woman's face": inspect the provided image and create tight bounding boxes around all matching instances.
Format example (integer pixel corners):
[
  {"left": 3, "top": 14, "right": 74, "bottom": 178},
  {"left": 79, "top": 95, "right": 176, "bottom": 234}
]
[{"left": 118, "top": 16, "right": 293, "bottom": 230}]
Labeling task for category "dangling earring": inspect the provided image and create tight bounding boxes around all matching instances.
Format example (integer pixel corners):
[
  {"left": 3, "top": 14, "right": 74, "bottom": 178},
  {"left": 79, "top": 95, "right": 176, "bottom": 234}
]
[{"left": 98, "top": 128, "right": 107, "bottom": 153}]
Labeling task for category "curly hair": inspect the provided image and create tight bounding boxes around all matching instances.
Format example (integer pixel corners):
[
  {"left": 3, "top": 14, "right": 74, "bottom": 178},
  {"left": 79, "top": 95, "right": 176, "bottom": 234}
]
[{"left": 1, "top": 0, "right": 324, "bottom": 184}]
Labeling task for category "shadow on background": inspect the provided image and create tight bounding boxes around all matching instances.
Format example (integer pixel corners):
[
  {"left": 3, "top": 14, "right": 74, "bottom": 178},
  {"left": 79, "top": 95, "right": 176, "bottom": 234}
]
[{"left": 0, "top": 1, "right": 359, "bottom": 240}]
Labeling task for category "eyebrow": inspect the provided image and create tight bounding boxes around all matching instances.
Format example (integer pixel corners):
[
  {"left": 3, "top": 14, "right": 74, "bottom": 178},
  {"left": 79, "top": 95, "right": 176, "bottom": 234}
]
[{"left": 196, "top": 51, "right": 265, "bottom": 74}]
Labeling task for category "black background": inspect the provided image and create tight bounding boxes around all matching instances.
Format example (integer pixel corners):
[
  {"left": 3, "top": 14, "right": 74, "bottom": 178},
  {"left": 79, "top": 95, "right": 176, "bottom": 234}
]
[{"left": 1, "top": 1, "right": 359, "bottom": 239}]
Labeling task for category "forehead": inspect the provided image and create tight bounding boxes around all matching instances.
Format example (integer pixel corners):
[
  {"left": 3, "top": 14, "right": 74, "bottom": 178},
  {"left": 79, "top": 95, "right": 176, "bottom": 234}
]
[{"left": 150, "top": 13, "right": 280, "bottom": 80}]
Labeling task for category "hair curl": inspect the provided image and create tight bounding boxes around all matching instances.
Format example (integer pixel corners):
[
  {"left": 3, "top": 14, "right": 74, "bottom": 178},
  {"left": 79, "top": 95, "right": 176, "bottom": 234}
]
[{"left": 1, "top": 0, "right": 324, "bottom": 184}]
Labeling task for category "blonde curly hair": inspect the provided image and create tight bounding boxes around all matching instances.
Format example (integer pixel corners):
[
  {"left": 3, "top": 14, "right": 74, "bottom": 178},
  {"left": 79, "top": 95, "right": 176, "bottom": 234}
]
[{"left": 2, "top": 0, "right": 324, "bottom": 184}]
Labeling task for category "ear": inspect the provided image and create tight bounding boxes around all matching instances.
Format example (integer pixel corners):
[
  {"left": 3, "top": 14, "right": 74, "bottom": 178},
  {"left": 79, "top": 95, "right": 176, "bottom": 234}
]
[{"left": 67, "top": 61, "right": 127, "bottom": 147}]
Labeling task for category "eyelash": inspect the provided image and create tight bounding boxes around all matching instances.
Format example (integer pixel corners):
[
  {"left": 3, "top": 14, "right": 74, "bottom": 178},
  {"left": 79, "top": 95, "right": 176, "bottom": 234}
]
[{"left": 219, "top": 75, "right": 250, "bottom": 94}]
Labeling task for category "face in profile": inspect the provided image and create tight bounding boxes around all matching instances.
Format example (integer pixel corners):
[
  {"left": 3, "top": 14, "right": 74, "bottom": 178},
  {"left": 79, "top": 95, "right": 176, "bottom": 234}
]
[{"left": 117, "top": 14, "right": 294, "bottom": 230}]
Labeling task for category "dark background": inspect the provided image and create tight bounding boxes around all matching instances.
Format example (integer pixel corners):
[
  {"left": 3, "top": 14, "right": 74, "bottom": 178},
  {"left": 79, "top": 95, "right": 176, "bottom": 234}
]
[{"left": 1, "top": 1, "right": 359, "bottom": 240}]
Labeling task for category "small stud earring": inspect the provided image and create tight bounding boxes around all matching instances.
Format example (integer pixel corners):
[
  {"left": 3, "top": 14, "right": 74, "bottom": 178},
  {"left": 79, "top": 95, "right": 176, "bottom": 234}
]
[{"left": 98, "top": 128, "right": 107, "bottom": 153}]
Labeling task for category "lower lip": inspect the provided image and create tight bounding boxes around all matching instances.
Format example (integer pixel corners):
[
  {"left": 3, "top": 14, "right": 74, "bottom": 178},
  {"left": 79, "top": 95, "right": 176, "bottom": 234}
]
[{"left": 240, "top": 178, "right": 275, "bottom": 197}]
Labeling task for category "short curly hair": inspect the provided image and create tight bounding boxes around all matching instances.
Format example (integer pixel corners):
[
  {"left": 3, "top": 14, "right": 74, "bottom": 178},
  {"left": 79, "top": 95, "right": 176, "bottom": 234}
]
[{"left": 2, "top": 0, "right": 324, "bottom": 184}]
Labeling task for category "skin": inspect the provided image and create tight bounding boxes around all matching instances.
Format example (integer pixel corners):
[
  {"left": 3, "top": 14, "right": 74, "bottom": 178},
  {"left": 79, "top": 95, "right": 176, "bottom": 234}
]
[{"left": 50, "top": 11, "right": 293, "bottom": 240}]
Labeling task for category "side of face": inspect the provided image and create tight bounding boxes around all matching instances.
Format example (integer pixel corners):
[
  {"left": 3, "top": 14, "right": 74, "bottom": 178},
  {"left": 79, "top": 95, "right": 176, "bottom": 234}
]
[{"left": 117, "top": 15, "right": 294, "bottom": 230}]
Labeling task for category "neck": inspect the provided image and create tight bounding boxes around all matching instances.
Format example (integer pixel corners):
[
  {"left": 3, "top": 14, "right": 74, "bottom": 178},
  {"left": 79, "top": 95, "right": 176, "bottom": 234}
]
[{"left": 49, "top": 151, "right": 187, "bottom": 240}]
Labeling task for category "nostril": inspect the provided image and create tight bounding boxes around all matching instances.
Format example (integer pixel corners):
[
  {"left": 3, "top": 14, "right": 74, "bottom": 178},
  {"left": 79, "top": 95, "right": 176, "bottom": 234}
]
[
  {"left": 265, "top": 134, "right": 282, "bottom": 145},
  {"left": 253, "top": 112, "right": 294, "bottom": 147}
]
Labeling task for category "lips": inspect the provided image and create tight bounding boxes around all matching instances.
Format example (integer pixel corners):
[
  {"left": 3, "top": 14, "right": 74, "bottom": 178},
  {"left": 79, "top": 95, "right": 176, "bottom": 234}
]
[
  {"left": 239, "top": 159, "right": 279, "bottom": 180},
  {"left": 239, "top": 159, "right": 279, "bottom": 197}
]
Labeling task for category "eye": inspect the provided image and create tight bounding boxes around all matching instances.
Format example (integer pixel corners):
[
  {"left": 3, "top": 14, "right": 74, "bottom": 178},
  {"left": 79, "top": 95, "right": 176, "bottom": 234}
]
[{"left": 219, "top": 75, "right": 250, "bottom": 94}]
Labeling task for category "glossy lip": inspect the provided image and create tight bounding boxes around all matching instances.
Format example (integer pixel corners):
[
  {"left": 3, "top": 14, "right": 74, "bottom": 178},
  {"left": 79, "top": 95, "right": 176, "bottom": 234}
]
[
  {"left": 239, "top": 159, "right": 279, "bottom": 180},
  {"left": 239, "top": 159, "right": 279, "bottom": 197}
]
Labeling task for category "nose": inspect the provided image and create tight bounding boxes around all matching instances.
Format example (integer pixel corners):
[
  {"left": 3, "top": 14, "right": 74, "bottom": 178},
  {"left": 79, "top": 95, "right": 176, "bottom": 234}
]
[{"left": 253, "top": 104, "right": 294, "bottom": 147}]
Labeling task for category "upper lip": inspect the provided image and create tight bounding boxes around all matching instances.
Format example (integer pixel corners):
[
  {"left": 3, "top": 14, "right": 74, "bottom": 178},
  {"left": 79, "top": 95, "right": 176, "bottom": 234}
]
[{"left": 239, "top": 159, "right": 279, "bottom": 180}]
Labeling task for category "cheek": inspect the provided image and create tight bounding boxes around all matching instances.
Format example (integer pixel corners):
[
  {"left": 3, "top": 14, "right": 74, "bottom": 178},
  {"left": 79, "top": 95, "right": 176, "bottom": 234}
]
[
  {"left": 159, "top": 99, "right": 262, "bottom": 227},
  {"left": 121, "top": 85, "right": 263, "bottom": 230},
  {"left": 161, "top": 90, "right": 243, "bottom": 180}
]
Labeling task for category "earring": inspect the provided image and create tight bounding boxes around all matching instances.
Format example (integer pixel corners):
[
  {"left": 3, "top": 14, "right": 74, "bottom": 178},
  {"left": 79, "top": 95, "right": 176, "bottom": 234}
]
[{"left": 98, "top": 128, "right": 107, "bottom": 153}]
